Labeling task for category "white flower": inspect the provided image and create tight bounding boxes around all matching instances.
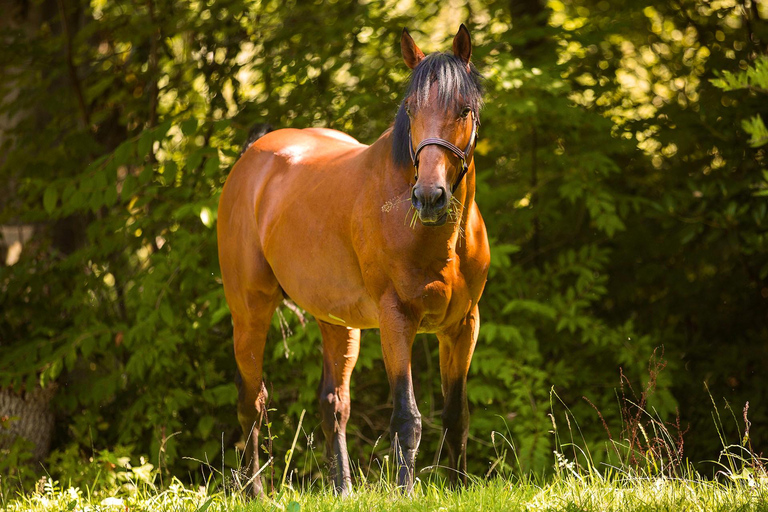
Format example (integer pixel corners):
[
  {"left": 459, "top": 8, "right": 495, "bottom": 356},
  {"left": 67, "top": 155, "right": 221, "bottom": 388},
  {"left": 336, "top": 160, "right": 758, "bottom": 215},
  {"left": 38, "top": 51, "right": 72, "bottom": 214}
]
[{"left": 100, "top": 497, "right": 124, "bottom": 507}]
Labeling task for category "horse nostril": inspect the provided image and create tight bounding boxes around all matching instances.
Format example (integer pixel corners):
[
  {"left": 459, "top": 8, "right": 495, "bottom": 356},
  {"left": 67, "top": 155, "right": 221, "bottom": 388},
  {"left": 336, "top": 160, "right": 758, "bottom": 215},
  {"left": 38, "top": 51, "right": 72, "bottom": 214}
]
[
  {"left": 434, "top": 187, "right": 447, "bottom": 209},
  {"left": 411, "top": 187, "right": 422, "bottom": 209}
]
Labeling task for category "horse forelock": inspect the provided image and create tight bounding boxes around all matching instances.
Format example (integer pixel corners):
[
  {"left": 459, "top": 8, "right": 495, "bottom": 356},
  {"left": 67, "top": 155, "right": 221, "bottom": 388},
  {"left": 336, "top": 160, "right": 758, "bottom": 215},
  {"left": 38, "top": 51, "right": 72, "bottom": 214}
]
[{"left": 392, "top": 52, "right": 484, "bottom": 169}]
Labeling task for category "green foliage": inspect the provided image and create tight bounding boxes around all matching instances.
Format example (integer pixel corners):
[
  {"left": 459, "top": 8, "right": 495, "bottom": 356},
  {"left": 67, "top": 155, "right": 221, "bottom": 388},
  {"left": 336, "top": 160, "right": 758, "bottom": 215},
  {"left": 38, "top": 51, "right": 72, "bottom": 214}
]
[
  {"left": 0, "top": 436, "right": 37, "bottom": 486},
  {"left": 1, "top": 0, "right": 767, "bottom": 492},
  {"left": 711, "top": 55, "right": 768, "bottom": 92},
  {"left": 712, "top": 55, "right": 768, "bottom": 147},
  {"left": 741, "top": 115, "right": 768, "bottom": 148}
]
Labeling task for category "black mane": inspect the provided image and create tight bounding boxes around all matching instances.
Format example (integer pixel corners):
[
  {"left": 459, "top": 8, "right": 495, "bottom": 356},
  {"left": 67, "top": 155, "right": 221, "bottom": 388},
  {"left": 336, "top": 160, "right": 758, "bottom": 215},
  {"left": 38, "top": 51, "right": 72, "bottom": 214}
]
[{"left": 392, "top": 52, "right": 484, "bottom": 169}]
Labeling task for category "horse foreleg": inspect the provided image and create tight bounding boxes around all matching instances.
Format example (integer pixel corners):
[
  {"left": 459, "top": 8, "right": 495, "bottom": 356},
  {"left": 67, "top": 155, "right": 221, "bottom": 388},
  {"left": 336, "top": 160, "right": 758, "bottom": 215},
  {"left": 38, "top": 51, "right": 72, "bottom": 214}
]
[
  {"left": 379, "top": 297, "right": 421, "bottom": 492},
  {"left": 317, "top": 322, "right": 360, "bottom": 496},
  {"left": 436, "top": 305, "right": 480, "bottom": 486}
]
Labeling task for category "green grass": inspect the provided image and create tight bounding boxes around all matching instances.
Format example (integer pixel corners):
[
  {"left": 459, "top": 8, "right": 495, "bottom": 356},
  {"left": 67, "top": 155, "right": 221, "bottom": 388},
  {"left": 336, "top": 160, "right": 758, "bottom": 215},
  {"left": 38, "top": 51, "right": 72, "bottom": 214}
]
[
  {"left": 4, "top": 388, "right": 766, "bottom": 511},
  {"left": 4, "top": 468, "right": 768, "bottom": 511}
]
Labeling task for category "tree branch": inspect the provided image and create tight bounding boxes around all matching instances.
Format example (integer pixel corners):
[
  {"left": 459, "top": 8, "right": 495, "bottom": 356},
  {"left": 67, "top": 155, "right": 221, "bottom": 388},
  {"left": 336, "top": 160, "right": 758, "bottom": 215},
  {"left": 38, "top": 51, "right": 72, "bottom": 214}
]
[{"left": 56, "top": 0, "right": 90, "bottom": 130}]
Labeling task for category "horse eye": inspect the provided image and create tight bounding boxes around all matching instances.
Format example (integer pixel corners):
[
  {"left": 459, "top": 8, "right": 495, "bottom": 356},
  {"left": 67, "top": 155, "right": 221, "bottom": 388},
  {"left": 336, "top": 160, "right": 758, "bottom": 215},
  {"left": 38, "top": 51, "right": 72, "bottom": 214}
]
[{"left": 460, "top": 107, "right": 471, "bottom": 119}]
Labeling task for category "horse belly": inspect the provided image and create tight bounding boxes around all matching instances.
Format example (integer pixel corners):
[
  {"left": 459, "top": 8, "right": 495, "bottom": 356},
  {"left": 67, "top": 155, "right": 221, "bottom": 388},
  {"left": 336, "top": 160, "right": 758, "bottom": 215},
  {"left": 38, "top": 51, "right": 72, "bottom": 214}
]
[
  {"left": 263, "top": 218, "right": 379, "bottom": 329},
  {"left": 251, "top": 135, "right": 377, "bottom": 328},
  {"left": 274, "top": 260, "right": 379, "bottom": 329}
]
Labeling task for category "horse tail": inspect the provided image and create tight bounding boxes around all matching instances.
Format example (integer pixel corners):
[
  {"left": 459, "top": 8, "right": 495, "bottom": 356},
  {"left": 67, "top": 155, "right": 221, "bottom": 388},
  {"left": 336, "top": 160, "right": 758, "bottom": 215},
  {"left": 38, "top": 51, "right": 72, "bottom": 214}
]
[{"left": 240, "top": 123, "right": 273, "bottom": 156}]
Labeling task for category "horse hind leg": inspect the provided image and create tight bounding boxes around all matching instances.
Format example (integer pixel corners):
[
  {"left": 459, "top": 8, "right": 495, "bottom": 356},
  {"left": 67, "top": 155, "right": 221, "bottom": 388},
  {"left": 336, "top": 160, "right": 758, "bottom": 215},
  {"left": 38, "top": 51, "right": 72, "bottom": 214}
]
[
  {"left": 232, "top": 290, "right": 281, "bottom": 496},
  {"left": 317, "top": 321, "right": 360, "bottom": 496}
]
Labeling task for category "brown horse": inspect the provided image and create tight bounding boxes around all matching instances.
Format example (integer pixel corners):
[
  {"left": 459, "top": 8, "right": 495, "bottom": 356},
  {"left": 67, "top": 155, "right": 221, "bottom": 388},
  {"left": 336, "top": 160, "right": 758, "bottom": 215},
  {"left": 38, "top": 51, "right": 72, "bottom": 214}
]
[{"left": 217, "top": 25, "right": 489, "bottom": 495}]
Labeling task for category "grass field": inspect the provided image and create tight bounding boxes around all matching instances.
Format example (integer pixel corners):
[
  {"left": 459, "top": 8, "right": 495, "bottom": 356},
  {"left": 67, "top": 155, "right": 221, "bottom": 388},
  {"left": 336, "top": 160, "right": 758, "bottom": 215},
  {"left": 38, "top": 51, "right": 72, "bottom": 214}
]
[
  {"left": 3, "top": 391, "right": 765, "bottom": 511},
  {"left": 3, "top": 472, "right": 768, "bottom": 512}
]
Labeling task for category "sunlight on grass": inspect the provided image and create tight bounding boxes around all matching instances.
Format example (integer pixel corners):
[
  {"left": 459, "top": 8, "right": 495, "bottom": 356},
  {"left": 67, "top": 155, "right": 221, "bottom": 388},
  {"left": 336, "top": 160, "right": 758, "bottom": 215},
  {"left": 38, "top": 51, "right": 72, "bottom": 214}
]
[
  {"left": 3, "top": 385, "right": 767, "bottom": 511},
  {"left": 3, "top": 474, "right": 768, "bottom": 512}
]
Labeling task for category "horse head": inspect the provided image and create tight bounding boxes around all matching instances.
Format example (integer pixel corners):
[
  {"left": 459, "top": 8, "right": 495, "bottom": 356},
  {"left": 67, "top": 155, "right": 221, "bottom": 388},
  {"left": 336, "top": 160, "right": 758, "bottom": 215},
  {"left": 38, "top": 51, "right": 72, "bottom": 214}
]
[{"left": 396, "top": 25, "right": 483, "bottom": 226}]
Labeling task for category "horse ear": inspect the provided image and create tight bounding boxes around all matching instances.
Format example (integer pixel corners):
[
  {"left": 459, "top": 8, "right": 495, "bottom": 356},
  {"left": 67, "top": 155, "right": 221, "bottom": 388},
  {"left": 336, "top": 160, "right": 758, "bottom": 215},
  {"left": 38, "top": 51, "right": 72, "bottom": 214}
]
[
  {"left": 452, "top": 24, "right": 472, "bottom": 68},
  {"left": 401, "top": 28, "right": 425, "bottom": 70}
]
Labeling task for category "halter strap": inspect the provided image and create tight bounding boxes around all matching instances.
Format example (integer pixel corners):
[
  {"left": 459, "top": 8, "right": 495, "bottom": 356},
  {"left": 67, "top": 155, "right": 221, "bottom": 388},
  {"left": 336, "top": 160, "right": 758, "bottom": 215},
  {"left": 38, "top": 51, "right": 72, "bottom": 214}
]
[{"left": 408, "top": 115, "right": 479, "bottom": 193}]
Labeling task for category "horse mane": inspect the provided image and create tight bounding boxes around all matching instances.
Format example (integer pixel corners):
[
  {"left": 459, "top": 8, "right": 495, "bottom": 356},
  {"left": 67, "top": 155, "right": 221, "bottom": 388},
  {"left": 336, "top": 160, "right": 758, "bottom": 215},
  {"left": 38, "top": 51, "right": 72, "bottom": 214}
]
[{"left": 392, "top": 52, "right": 484, "bottom": 169}]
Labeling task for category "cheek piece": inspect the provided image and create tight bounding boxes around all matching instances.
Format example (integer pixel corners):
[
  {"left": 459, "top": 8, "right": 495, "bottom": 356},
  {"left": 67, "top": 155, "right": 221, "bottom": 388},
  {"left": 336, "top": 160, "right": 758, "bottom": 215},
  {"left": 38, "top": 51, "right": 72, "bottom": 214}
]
[{"left": 408, "top": 113, "right": 480, "bottom": 193}]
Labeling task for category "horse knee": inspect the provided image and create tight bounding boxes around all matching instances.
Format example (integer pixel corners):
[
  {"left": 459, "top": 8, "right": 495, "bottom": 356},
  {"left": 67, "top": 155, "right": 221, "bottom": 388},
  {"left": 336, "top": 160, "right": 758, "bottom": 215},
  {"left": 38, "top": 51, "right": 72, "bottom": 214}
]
[
  {"left": 237, "top": 374, "right": 268, "bottom": 425},
  {"left": 319, "top": 391, "right": 337, "bottom": 433},
  {"left": 319, "top": 389, "right": 349, "bottom": 434},
  {"left": 233, "top": 334, "right": 261, "bottom": 372}
]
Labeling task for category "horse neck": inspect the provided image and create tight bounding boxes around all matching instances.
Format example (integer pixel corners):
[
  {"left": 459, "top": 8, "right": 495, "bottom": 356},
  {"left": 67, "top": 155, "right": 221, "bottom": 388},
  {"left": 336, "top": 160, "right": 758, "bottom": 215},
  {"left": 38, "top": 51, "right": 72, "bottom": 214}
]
[
  {"left": 453, "top": 165, "right": 477, "bottom": 219},
  {"left": 446, "top": 164, "right": 477, "bottom": 248}
]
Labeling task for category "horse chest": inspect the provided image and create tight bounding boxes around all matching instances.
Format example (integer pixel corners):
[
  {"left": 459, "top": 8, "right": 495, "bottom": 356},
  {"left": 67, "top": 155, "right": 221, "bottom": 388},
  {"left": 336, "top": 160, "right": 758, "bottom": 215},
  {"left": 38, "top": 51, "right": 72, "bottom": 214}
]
[{"left": 405, "top": 265, "right": 470, "bottom": 332}]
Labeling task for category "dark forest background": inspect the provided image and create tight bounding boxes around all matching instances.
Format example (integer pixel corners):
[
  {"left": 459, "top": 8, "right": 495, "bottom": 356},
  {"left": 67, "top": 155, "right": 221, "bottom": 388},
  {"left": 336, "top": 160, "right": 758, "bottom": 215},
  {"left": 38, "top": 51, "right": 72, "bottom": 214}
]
[{"left": 1, "top": 0, "right": 767, "bottom": 489}]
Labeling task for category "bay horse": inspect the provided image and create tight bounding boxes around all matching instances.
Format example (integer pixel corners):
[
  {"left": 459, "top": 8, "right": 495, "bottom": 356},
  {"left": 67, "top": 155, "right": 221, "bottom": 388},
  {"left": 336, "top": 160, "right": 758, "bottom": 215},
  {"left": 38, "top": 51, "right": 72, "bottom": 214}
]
[{"left": 217, "top": 25, "right": 489, "bottom": 495}]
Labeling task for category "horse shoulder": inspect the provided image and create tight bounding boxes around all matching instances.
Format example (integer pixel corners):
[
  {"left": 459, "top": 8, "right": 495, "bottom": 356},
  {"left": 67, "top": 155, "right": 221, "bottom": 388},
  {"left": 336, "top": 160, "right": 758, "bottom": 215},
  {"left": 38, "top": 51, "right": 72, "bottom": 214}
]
[{"left": 459, "top": 204, "right": 490, "bottom": 297}]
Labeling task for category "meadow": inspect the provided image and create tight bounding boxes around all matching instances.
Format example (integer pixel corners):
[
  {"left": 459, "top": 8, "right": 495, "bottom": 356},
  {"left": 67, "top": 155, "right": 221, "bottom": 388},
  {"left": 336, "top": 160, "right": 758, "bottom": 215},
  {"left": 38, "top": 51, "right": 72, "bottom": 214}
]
[
  {"left": 4, "top": 460, "right": 768, "bottom": 511},
  {"left": 4, "top": 392, "right": 767, "bottom": 512}
]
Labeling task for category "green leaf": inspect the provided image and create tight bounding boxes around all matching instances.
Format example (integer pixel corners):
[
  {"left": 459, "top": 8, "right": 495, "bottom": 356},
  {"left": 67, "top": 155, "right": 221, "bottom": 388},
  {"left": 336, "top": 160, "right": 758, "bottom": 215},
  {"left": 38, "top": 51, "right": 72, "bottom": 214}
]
[
  {"left": 209, "top": 305, "right": 230, "bottom": 325},
  {"left": 194, "top": 498, "right": 214, "bottom": 512},
  {"left": 203, "top": 155, "right": 220, "bottom": 177},
  {"left": 155, "top": 119, "right": 172, "bottom": 140},
  {"left": 138, "top": 129, "right": 154, "bottom": 159},
  {"left": 164, "top": 160, "right": 178, "bottom": 177},
  {"left": 159, "top": 301, "right": 175, "bottom": 327},
  {"left": 61, "top": 182, "right": 76, "bottom": 205},
  {"left": 181, "top": 118, "right": 198, "bottom": 136},
  {"left": 104, "top": 185, "right": 118, "bottom": 206},
  {"left": 94, "top": 168, "right": 108, "bottom": 191},
  {"left": 114, "top": 140, "right": 134, "bottom": 167},
  {"left": 139, "top": 164, "right": 153, "bottom": 184},
  {"left": 43, "top": 185, "right": 58, "bottom": 214},
  {"left": 198, "top": 415, "right": 216, "bottom": 438},
  {"left": 502, "top": 300, "right": 557, "bottom": 319},
  {"left": 743, "top": 115, "right": 768, "bottom": 148},
  {"left": 187, "top": 149, "right": 203, "bottom": 171},
  {"left": 122, "top": 174, "right": 137, "bottom": 198}
]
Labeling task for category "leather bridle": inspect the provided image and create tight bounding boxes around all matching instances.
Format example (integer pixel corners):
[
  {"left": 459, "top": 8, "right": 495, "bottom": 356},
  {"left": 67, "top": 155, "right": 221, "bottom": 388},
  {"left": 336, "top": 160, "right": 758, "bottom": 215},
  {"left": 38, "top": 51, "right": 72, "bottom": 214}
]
[{"left": 408, "top": 112, "right": 480, "bottom": 193}]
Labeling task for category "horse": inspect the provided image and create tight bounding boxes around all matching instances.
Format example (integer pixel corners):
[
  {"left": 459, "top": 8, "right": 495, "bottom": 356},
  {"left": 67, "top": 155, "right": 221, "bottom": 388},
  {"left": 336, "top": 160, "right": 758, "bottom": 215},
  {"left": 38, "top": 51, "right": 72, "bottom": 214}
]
[{"left": 217, "top": 24, "right": 489, "bottom": 495}]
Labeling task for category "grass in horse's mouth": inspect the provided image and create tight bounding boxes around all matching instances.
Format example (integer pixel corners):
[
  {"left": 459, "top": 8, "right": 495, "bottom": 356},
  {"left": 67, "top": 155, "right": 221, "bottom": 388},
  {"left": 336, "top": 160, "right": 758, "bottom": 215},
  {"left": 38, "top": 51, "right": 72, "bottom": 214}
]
[
  {"left": 381, "top": 193, "right": 411, "bottom": 213},
  {"left": 408, "top": 205, "right": 420, "bottom": 228},
  {"left": 381, "top": 192, "right": 464, "bottom": 230},
  {"left": 403, "top": 195, "right": 465, "bottom": 229},
  {"left": 447, "top": 195, "right": 464, "bottom": 224}
]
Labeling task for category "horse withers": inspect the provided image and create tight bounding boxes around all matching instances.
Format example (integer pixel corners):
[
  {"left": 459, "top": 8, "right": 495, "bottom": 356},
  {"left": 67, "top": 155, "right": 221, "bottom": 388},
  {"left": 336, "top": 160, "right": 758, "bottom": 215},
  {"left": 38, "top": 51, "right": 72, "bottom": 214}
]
[{"left": 217, "top": 25, "right": 489, "bottom": 495}]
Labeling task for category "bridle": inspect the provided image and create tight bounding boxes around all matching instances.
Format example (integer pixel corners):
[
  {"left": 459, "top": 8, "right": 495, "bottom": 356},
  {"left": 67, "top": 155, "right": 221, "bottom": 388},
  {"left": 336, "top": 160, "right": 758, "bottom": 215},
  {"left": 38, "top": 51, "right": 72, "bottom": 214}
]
[{"left": 408, "top": 112, "right": 480, "bottom": 193}]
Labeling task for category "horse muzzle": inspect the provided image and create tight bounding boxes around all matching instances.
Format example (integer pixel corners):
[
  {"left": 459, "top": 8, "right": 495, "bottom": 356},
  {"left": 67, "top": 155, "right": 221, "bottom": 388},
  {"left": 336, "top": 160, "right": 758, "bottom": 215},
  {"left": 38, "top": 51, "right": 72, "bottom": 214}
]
[{"left": 411, "top": 184, "right": 449, "bottom": 226}]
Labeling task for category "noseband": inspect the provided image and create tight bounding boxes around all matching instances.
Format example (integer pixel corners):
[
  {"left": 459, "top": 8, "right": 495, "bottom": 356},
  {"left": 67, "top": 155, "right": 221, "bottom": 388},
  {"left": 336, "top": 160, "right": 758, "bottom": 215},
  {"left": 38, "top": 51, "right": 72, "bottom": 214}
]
[{"left": 408, "top": 113, "right": 480, "bottom": 193}]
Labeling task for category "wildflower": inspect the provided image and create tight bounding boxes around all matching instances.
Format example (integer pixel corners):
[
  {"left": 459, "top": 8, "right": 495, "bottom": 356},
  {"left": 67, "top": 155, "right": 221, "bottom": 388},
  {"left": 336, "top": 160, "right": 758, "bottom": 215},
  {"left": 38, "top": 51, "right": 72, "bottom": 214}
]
[{"left": 100, "top": 497, "right": 124, "bottom": 507}]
